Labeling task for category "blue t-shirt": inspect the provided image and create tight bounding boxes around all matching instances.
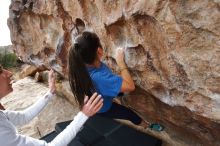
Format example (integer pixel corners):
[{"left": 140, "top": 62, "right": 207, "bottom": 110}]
[{"left": 87, "top": 62, "right": 123, "bottom": 113}]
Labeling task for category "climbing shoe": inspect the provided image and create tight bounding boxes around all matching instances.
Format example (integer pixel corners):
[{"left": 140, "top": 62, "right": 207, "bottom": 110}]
[{"left": 149, "top": 123, "right": 165, "bottom": 132}]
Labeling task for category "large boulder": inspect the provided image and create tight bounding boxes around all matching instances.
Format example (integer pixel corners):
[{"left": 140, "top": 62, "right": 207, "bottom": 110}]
[{"left": 8, "top": 0, "right": 220, "bottom": 145}]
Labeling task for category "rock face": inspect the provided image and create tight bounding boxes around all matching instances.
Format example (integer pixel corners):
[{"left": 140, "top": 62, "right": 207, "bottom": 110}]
[{"left": 8, "top": 0, "right": 220, "bottom": 145}]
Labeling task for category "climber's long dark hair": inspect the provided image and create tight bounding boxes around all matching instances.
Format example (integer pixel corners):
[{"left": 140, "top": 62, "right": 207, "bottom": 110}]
[{"left": 68, "top": 31, "right": 103, "bottom": 108}]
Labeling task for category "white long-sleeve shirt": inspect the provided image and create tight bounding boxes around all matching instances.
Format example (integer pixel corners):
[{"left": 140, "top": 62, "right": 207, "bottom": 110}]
[{"left": 0, "top": 91, "right": 88, "bottom": 146}]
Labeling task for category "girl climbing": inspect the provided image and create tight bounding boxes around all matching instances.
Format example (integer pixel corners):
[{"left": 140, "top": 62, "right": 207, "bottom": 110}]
[{"left": 68, "top": 31, "right": 163, "bottom": 131}]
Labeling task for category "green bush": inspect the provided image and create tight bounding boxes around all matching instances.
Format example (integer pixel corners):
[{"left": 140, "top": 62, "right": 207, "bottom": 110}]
[{"left": 0, "top": 50, "right": 18, "bottom": 69}]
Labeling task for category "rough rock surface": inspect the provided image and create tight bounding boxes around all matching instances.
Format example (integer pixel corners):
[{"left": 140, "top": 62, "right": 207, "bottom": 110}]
[
  {"left": 19, "top": 64, "right": 38, "bottom": 78},
  {"left": 8, "top": 0, "right": 220, "bottom": 145},
  {"left": 1, "top": 77, "right": 78, "bottom": 138}
]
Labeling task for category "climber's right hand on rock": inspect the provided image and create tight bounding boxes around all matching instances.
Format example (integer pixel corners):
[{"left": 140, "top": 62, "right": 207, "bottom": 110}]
[
  {"left": 115, "top": 47, "right": 126, "bottom": 68},
  {"left": 82, "top": 92, "right": 103, "bottom": 117}
]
